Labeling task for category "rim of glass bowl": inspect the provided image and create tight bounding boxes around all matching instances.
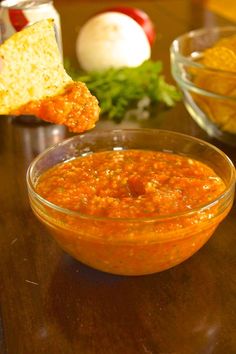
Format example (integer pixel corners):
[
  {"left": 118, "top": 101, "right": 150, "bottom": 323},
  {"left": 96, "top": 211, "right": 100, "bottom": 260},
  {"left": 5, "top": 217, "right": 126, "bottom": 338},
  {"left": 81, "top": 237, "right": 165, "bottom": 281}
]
[
  {"left": 170, "top": 26, "right": 236, "bottom": 101},
  {"left": 26, "top": 129, "right": 236, "bottom": 223}
]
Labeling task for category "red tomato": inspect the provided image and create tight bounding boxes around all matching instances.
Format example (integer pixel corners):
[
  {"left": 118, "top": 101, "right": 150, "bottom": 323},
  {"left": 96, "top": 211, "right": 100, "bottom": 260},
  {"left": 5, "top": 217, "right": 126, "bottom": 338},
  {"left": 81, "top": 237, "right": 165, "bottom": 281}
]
[{"left": 101, "top": 6, "right": 156, "bottom": 46}]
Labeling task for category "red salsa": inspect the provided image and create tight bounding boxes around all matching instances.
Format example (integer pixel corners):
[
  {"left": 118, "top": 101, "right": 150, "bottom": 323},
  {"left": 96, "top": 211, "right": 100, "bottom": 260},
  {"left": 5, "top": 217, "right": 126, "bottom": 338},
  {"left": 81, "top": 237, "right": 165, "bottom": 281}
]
[
  {"left": 13, "top": 82, "right": 100, "bottom": 133},
  {"left": 36, "top": 150, "right": 226, "bottom": 218},
  {"left": 34, "top": 149, "right": 228, "bottom": 275}
]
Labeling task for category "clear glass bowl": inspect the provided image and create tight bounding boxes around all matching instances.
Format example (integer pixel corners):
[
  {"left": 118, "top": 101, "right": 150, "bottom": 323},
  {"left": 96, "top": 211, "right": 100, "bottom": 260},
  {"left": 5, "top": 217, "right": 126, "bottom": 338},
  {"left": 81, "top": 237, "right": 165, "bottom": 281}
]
[
  {"left": 170, "top": 26, "right": 236, "bottom": 146},
  {"left": 26, "top": 129, "right": 235, "bottom": 275}
]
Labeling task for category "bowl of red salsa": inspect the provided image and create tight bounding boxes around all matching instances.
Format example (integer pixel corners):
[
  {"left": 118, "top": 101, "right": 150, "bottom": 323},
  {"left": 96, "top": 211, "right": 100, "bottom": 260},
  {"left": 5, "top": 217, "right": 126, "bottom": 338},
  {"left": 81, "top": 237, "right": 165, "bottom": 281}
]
[{"left": 26, "top": 129, "right": 235, "bottom": 275}]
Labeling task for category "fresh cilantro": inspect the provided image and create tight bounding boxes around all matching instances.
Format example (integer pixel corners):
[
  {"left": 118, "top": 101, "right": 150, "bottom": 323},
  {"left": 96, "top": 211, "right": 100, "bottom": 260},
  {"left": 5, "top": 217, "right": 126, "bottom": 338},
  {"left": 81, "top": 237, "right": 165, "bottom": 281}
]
[{"left": 65, "top": 59, "right": 182, "bottom": 122}]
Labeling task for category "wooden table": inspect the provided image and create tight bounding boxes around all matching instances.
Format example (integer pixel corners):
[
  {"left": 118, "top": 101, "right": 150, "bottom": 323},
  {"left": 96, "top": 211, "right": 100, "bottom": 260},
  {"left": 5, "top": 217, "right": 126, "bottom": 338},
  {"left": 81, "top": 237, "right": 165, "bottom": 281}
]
[{"left": 0, "top": 1, "right": 236, "bottom": 353}]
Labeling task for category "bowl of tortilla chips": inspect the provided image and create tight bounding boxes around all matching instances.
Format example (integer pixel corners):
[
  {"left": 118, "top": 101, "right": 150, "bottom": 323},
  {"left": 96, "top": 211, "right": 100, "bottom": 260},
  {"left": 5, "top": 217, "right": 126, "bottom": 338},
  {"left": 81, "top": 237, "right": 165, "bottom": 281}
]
[{"left": 170, "top": 26, "right": 236, "bottom": 146}]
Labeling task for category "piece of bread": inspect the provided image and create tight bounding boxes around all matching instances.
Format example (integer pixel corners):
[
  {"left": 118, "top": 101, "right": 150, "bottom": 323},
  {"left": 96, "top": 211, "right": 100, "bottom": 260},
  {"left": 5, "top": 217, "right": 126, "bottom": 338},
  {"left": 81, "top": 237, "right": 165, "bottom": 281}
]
[{"left": 0, "top": 19, "right": 99, "bottom": 132}]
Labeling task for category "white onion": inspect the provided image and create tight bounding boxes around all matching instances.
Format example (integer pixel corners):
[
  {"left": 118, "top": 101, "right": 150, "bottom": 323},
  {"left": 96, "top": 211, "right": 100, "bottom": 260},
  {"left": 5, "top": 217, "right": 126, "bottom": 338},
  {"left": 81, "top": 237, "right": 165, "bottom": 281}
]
[{"left": 76, "top": 12, "right": 151, "bottom": 72}]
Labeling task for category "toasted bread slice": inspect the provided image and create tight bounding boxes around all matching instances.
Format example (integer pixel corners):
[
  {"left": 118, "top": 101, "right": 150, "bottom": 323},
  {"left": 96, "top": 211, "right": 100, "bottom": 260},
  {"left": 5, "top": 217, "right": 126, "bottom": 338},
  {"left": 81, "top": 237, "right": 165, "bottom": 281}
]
[{"left": 0, "top": 19, "right": 99, "bottom": 132}]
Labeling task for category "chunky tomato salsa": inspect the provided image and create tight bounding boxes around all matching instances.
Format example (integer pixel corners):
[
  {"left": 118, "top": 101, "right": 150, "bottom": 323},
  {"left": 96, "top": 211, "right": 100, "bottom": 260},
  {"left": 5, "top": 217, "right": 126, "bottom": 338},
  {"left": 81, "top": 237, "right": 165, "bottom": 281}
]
[
  {"left": 33, "top": 149, "right": 229, "bottom": 275},
  {"left": 13, "top": 82, "right": 100, "bottom": 133},
  {"left": 36, "top": 149, "right": 225, "bottom": 218}
]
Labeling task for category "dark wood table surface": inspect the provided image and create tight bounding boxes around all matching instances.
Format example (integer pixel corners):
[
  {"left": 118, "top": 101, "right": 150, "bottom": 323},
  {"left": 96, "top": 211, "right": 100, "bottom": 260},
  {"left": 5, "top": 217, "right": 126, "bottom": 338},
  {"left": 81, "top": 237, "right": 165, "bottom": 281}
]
[{"left": 0, "top": 1, "right": 236, "bottom": 353}]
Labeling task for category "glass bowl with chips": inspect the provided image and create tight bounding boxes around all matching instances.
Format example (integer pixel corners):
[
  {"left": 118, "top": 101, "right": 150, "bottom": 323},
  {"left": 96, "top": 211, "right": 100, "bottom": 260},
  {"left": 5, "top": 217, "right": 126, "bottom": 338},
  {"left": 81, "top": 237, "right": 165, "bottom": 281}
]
[
  {"left": 26, "top": 129, "right": 235, "bottom": 276},
  {"left": 170, "top": 26, "right": 236, "bottom": 145}
]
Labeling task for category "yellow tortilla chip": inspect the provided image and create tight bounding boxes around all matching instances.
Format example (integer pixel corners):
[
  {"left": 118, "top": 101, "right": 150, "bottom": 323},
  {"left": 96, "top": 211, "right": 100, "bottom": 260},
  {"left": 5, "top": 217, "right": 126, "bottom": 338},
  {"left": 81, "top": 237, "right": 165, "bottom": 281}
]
[
  {"left": 0, "top": 19, "right": 100, "bottom": 132},
  {"left": 203, "top": 46, "right": 236, "bottom": 72},
  {"left": 215, "top": 34, "right": 236, "bottom": 54},
  {"left": 0, "top": 19, "right": 72, "bottom": 114},
  {"left": 192, "top": 34, "right": 236, "bottom": 134}
]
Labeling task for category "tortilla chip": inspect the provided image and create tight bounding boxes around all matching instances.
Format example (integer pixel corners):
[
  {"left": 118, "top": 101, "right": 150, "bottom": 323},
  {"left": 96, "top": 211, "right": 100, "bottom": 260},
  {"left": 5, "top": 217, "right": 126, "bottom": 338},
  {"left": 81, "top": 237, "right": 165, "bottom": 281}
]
[
  {"left": 203, "top": 46, "right": 236, "bottom": 72},
  {"left": 194, "top": 70, "right": 236, "bottom": 96},
  {"left": 215, "top": 34, "right": 236, "bottom": 54},
  {"left": 192, "top": 34, "right": 236, "bottom": 134},
  {"left": 0, "top": 19, "right": 100, "bottom": 132},
  {"left": 0, "top": 19, "right": 72, "bottom": 114}
]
